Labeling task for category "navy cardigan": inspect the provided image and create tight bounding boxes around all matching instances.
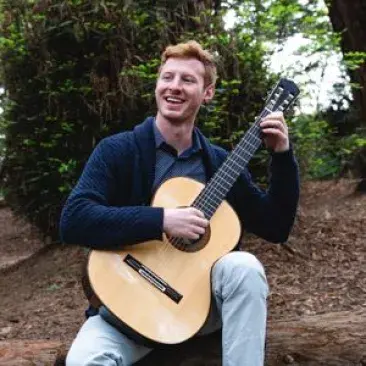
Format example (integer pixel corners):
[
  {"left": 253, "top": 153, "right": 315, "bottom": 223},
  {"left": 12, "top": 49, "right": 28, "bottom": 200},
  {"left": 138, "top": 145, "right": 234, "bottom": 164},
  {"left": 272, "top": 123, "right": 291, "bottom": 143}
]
[{"left": 60, "top": 117, "right": 299, "bottom": 248}]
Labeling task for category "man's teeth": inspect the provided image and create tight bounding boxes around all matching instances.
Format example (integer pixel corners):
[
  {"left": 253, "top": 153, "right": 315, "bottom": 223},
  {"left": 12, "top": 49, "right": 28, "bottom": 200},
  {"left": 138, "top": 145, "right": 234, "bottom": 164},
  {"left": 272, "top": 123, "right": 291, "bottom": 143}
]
[{"left": 166, "top": 97, "right": 183, "bottom": 103}]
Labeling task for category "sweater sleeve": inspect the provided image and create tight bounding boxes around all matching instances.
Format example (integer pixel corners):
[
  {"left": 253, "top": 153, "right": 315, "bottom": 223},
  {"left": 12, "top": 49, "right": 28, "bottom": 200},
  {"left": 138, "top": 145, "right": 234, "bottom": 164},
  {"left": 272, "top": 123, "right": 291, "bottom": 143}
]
[
  {"left": 59, "top": 137, "right": 164, "bottom": 249},
  {"left": 228, "top": 148, "right": 300, "bottom": 243}
]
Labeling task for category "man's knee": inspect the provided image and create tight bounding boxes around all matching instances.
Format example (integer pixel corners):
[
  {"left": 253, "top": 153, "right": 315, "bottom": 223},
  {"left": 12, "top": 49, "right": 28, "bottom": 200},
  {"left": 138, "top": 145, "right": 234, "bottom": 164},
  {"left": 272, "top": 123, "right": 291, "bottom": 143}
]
[
  {"left": 66, "top": 315, "right": 151, "bottom": 366},
  {"left": 66, "top": 349, "right": 122, "bottom": 366},
  {"left": 65, "top": 316, "right": 124, "bottom": 366},
  {"left": 212, "top": 251, "right": 269, "bottom": 298}
]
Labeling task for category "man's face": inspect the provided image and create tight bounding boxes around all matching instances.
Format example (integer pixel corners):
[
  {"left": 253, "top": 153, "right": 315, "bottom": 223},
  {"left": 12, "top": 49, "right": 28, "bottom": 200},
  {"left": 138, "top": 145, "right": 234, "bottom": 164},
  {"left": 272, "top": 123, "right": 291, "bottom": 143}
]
[{"left": 155, "top": 57, "right": 213, "bottom": 124}]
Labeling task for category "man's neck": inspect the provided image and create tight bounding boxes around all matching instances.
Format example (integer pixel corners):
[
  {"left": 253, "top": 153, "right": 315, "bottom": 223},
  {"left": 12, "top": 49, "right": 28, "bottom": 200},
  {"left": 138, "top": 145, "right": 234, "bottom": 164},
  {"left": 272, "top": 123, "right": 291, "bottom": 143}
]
[{"left": 155, "top": 114, "right": 195, "bottom": 155}]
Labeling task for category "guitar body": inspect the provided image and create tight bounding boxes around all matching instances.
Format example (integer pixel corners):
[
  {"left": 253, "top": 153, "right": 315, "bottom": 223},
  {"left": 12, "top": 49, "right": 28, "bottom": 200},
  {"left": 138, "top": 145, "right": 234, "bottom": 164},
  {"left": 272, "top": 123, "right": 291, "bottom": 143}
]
[{"left": 88, "top": 177, "right": 241, "bottom": 345}]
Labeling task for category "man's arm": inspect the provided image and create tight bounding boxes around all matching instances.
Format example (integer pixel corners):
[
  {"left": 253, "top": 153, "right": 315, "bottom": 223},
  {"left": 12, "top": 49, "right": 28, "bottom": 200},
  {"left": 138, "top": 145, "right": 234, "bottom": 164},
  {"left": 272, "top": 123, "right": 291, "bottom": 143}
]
[
  {"left": 228, "top": 112, "right": 300, "bottom": 243},
  {"left": 59, "top": 137, "right": 164, "bottom": 249},
  {"left": 230, "top": 148, "right": 299, "bottom": 243}
]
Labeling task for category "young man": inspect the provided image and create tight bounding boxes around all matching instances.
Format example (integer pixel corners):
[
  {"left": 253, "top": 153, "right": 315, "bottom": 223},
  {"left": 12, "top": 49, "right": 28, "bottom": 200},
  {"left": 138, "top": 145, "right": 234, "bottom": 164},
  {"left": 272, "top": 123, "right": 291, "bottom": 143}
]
[{"left": 61, "top": 40, "right": 299, "bottom": 365}]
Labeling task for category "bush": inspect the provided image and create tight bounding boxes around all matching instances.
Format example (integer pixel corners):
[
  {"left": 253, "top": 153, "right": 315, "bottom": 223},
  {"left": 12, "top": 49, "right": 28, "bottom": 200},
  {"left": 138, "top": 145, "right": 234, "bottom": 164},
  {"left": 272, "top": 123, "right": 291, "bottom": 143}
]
[
  {"left": 291, "top": 114, "right": 366, "bottom": 179},
  {"left": 0, "top": 0, "right": 272, "bottom": 239}
]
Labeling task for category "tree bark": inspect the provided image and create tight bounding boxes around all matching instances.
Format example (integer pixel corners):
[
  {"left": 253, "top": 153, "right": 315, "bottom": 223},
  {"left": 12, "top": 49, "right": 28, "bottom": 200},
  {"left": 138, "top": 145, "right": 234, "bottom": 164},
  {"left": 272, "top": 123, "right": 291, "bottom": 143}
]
[
  {"left": 265, "top": 310, "right": 366, "bottom": 366},
  {"left": 327, "top": 0, "right": 366, "bottom": 126},
  {"left": 0, "top": 340, "right": 67, "bottom": 366},
  {"left": 0, "top": 311, "right": 365, "bottom": 365},
  {"left": 327, "top": 0, "right": 366, "bottom": 189}
]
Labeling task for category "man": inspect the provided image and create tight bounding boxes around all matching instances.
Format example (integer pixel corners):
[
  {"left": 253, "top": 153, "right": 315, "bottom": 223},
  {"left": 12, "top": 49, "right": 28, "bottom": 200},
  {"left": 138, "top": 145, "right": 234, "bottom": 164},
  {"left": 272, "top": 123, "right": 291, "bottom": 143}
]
[{"left": 61, "top": 40, "right": 299, "bottom": 365}]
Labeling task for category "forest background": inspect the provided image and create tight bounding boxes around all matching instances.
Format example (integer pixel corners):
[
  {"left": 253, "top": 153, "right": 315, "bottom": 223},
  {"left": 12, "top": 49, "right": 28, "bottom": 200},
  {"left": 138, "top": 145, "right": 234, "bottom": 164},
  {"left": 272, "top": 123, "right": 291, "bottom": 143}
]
[
  {"left": 0, "top": 0, "right": 365, "bottom": 237},
  {"left": 0, "top": 0, "right": 365, "bottom": 365}
]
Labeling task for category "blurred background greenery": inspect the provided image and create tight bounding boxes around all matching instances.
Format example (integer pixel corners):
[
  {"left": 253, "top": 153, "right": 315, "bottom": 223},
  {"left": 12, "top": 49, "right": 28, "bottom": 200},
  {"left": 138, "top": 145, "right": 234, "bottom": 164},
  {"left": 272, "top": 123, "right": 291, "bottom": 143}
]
[{"left": 0, "top": 0, "right": 365, "bottom": 239}]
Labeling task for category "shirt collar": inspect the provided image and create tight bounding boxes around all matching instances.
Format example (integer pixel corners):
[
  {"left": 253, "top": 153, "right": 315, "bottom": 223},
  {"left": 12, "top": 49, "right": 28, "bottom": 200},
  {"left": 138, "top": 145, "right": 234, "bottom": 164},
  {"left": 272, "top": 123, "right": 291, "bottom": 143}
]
[{"left": 153, "top": 119, "right": 202, "bottom": 156}]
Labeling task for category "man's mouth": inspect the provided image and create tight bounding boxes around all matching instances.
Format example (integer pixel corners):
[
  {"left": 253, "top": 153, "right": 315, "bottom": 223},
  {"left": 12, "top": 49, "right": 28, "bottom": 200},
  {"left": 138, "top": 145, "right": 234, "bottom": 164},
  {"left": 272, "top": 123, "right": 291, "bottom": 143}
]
[{"left": 165, "top": 96, "right": 185, "bottom": 104}]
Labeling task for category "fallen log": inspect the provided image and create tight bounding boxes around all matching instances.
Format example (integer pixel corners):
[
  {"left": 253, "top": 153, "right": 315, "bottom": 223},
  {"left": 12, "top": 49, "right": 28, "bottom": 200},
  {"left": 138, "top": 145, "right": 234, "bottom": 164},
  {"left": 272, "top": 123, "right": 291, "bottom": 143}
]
[
  {"left": 265, "top": 310, "right": 366, "bottom": 366},
  {"left": 136, "top": 310, "right": 366, "bottom": 366},
  {"left": 0, "top": 310, "right": 365, "bottom": 365},
  {"left": 0, "top": 339, "right": 67, "bottom": 366}
]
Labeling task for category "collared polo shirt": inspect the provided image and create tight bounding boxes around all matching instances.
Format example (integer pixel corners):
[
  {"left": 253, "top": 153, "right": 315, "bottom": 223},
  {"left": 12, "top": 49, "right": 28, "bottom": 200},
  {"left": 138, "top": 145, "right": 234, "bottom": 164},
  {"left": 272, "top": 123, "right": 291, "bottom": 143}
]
[{"left": 152, "top": 121, "right": 206, "bottom": 192}]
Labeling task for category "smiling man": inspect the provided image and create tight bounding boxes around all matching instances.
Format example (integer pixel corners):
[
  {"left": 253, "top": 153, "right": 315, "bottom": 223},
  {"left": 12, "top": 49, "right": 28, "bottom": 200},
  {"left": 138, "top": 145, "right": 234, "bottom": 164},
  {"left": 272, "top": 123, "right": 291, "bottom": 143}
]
[{"left": 61, "top": 40, "right": 299, "bottom": 366}]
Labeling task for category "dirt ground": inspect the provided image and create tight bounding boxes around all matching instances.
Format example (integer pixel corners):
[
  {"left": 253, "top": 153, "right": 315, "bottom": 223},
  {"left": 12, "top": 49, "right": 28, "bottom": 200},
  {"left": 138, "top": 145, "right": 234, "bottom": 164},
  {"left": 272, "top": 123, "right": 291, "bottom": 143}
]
[{"left": 0, "top": 179, "right": 365, "bottom": 346}]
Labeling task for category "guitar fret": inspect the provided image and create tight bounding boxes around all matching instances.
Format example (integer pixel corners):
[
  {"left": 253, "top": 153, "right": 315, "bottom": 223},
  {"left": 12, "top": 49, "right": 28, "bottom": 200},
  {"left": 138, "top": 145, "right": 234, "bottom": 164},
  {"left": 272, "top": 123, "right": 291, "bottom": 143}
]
[
  {"left": 222, "top": 163, "right": 237, "bottom": 175},
  {"left": 196, "top": 198, "right": 216, "bottom": 212},
  {"left": 212, "top": 175, "right": 233, "bottom": 190},
  {"left": 229, "top": 159, "right": 244, "bottom": 170},
  {"left": 243, "top": 139, "right": 257, "bottom": 150},
  {"left": 236, "top": 144, "right": 255, "bottom": 157},
  {"left": 264, "top": 107, "right": 273, "bottom": 114},
  {"left": 231, "top": 151, "right": 248, "bottom": 165},
  {"left": 205, "top": 187, "right": 225, "bottom": 203},
  {"left": 236, "top": 141, "right": 259, "bottom": 156},
  {"left": 198, "top": 193, "right": 221, "bottom": 212}
]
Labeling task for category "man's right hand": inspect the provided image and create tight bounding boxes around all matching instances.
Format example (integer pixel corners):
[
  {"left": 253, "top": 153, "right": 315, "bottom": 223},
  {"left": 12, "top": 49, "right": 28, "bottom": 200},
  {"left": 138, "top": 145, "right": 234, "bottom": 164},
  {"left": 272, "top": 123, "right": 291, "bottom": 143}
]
[{"left": 163, "top": 207, "right": 209, "bottom": 240}]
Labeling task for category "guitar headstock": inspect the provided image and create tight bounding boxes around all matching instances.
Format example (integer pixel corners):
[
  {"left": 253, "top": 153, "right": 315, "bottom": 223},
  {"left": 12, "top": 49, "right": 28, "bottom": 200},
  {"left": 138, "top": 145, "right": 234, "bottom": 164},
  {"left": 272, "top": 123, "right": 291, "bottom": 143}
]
[{"left": 264, "top": 78, "right": 300, "bottom": 113}]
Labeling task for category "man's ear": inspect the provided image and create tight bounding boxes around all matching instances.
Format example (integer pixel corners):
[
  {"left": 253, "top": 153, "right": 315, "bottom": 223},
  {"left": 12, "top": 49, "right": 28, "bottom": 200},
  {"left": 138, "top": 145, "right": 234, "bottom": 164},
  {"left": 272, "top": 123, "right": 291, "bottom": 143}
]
[{"left": 203, "top": 84, "right": 215, "bottom": 104}]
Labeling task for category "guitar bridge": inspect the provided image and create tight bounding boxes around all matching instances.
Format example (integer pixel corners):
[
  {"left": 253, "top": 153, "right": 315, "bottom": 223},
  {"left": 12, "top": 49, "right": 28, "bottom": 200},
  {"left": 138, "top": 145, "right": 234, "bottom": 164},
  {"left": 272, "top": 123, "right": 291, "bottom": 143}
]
[{"left": 123, "top": 254, "right": 183, "bottom": 304}]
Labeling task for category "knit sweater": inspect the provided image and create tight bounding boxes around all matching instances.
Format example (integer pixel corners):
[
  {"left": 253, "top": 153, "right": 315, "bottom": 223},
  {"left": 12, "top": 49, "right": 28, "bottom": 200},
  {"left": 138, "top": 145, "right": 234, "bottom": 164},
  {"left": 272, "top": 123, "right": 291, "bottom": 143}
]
[{"left": 59, "top": 117, "right": 300, "bottom": 248}]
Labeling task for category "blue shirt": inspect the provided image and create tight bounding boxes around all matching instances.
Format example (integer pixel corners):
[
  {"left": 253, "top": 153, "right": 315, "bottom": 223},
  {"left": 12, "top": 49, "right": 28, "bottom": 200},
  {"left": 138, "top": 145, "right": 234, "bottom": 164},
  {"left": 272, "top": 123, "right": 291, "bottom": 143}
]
[{"left": 152, "top": 121, "right": 206, "bottom": 192}]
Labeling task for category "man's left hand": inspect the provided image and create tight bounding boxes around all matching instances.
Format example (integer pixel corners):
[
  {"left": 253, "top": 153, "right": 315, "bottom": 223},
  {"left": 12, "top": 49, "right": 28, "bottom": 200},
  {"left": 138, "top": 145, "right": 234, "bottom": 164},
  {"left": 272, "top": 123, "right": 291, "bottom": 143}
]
[{"left": 260, "top": 111, "right": 289, "bottom": 153}]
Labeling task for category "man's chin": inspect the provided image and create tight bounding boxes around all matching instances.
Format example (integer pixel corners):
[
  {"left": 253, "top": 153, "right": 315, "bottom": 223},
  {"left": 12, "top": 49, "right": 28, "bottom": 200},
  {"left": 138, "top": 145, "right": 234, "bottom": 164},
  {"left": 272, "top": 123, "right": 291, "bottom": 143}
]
[{"left": 162, "top": 112, "right": 188, "bottom": 124}]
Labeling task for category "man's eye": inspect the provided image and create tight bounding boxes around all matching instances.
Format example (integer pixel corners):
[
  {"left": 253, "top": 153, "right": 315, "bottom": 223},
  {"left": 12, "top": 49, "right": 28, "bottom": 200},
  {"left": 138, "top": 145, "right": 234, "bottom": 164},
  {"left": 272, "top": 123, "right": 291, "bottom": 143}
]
[{"left": 184, "top": 78, "right": 195, "bottom": 83}]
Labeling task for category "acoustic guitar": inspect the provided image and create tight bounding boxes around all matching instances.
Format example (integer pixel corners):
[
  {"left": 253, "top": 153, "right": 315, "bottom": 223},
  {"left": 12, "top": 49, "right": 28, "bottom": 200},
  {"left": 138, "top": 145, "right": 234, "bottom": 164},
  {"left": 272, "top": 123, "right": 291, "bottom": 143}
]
[{"left": 87, "top": 78, "right": 300, "bottom": 345}]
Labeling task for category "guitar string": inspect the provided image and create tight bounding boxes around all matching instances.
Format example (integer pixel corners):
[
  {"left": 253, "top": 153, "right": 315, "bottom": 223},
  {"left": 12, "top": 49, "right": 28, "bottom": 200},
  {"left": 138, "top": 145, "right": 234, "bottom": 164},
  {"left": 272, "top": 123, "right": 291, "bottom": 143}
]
[
  {"left": 166, "top": 106, "right": 278, "bottom": 252},
  {"left": 167, "top": 100, "right": 287, "bottom": 252},
  {"left": 192, "top": 102, "right": 289, "bottom": 217},
  {"left": 164, "top": 93, "right": 292, "bottom": 253},
  {"left": 161, "top": 109, "right": 279, "bottom": 254},
  {"left": 171, "top": 102, "right": 291, "bottom": 252}
]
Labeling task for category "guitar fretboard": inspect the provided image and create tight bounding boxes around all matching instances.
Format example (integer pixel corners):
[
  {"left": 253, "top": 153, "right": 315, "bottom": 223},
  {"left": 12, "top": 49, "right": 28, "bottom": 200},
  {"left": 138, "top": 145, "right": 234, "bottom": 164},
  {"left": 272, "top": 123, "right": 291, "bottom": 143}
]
[
  {"left": 191, "top": 115, "right": 266, "bottom": 219},
  {"left": 190, "top": 78, "right": 299, "bottom": 220}
]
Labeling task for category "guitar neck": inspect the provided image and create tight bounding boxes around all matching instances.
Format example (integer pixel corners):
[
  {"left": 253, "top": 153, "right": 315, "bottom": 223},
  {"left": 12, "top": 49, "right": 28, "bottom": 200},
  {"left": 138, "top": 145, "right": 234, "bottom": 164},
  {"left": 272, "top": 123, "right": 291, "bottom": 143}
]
[
  {"left": 191, "top": 77, "right": 300, "bottom": 220},
  {"left": 191, "top": 113, "right": 266, "bottom": 220}
]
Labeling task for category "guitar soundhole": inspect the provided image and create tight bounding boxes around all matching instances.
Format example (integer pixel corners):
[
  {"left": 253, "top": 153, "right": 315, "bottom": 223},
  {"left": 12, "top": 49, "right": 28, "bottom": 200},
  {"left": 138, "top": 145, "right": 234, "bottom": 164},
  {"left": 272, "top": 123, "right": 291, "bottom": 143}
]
[{"left": 168, "top": 225, "right": 211, "bottom": 252}]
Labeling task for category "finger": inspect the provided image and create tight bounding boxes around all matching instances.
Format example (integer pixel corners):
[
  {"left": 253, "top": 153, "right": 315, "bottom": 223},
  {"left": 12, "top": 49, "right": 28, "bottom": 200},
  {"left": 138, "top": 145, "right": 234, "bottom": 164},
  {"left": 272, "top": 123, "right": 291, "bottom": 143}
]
[
  {"left": 261, "top": 122, "right": 288, "bottom": 137},
  {"left": 261, "top": 119, "right": 286, "bottom": 129},
  {"left": 262, "top": 114, "right": 286, "bottom": 127},
  {"left": 261, "top": 127, "right": 287, "bottom": 138},
  {"left": 186, "top": 231, "right": 200, "bottom": 240},
  {"left": 190, "top": 207, "right": 206, "bottom": 218},
  {"left": 191, "top": 225, "right": 206, "bottom": 236},
  {"left": 191, "top": 216, "right": 209, "bottom": 227},
  {"left": 264, "top": 111, "right": 284, "bottom": 120}
]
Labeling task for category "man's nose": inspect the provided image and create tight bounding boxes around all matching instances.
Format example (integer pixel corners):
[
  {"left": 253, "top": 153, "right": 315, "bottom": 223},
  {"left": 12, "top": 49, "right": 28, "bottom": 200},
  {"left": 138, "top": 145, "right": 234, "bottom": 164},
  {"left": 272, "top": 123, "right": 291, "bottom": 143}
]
[{"left": 169, "top": 76, "right": 183, "bottom": 91}]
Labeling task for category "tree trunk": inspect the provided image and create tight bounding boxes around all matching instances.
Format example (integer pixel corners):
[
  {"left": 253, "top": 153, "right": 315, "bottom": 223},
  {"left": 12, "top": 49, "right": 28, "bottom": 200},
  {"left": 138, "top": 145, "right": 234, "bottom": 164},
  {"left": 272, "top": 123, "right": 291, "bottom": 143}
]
[
  {"left": 327, "top": 0, "right": 366, "bottom": 126},
  {"left": 327, "top": 0, "right": 366, "bottom": 189},
  {"left": 137, "top": 310, "right": 366, "bottom": 366},
  {"left": 265, "top": 310, "right": 366, "bottom": 366},
  {"left": 0, "top": 311, "right": 365, "bottom": 365},
  {"left": 0, "top": 340, "right": 67, "bottom": 366}
]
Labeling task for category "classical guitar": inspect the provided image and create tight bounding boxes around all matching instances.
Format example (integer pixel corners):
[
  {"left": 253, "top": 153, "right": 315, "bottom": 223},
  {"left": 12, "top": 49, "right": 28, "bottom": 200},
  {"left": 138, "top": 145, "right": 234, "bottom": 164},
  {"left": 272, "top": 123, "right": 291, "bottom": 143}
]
[{"left": 87, "top": 78, "right": 300, "bottom": 345}]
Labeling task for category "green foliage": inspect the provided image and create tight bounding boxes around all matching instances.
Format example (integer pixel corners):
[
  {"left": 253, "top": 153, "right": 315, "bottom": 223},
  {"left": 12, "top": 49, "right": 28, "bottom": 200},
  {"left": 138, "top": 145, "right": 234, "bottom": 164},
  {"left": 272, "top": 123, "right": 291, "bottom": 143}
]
[
  {"left": 224, "top": 0, "right": 366, "bottom": 181},
  {"left": 344, "top": 51, "right": 366, "bottom": 72},
  {"left": 291, "top": 113, "right": 366, "bottom": 179},
  {"left": 291, "top": 115, "right": 339, "bottom": 179},
  {"left": 0, "top": 0, "right": 272, "bottom": 238},
  {"left": 223, "top": 0, "right": 334, "bottom": 46}
]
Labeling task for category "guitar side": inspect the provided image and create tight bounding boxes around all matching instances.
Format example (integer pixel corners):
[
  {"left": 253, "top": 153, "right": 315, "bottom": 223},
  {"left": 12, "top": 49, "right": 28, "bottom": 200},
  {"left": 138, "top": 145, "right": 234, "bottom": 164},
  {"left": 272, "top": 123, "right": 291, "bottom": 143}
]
[{"left": 87, "top": 177, "right": 241, "bottom": 345}]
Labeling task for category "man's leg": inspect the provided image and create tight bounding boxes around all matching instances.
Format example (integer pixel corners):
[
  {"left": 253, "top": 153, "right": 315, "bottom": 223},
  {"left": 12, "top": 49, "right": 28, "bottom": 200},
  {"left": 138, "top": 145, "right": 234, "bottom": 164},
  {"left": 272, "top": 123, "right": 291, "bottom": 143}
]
[
  {"left": 66, "top": 315, "right": 152, "bottom": 366},
  {"left": 202, "top": 251, "right": 269, "bottom": 366}
]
